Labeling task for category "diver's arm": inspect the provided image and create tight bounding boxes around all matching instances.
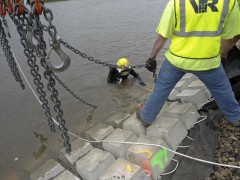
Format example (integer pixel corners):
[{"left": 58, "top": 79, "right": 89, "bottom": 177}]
[
  {"left": 107, "top": 67, "right": 118, "bottom": 83},
  {"left": 130, "top": 69, "right": 147, "bottom": 86}
]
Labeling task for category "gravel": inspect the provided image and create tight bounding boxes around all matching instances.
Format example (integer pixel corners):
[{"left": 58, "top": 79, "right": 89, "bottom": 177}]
[{"left": 206, "top": 118, "right": 240, "bottom": 180}]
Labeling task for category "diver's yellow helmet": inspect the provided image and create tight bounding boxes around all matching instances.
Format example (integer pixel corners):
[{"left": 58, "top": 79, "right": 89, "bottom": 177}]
[{"left": 117, "top": 58, "right": 130, "bottom": 69}]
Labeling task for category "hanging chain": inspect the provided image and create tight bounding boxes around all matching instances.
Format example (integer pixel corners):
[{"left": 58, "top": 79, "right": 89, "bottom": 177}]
[
  {"left": 0, "top": 18, "right": 25, "bottom": 89},
  {"left": 59, "top": 38, "right": 147, "bottom": 69},
  {"left": 29, "top": 2, "right": 71, "bottom": 153},
  {"left": 52, "top": 73, "right": 97, "bottom": 109},
  {"left": 10, "top": 8, "right": 56, "bottom": 132},
  {"left": 153, "top": 71, "right": 157, "bottom": 83}
]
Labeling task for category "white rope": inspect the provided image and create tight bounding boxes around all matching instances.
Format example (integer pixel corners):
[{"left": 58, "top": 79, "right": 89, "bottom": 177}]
[
  {"left": 178, "top": 135, "right": 194, "bottom": 148},
  {"left": 193, "top": 115, "right": 207, "bottom": 125},
  {"left": 13, "top": 52, "right": 240, "bottom": 170},
  {"left": 159, "top": 159, "right": 179, "bottom": 176}
]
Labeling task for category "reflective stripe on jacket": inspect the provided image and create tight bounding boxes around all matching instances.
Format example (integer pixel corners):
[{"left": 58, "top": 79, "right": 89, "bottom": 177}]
[{"left": 169, "top": 0, "right": 235, "bottom": 60}]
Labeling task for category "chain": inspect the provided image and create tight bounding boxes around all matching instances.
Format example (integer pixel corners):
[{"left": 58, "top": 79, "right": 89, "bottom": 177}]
[
  {"left": 29, "top": 3, "right": 71, "bottom": 153},
  {"left": 52, "top": 73, "right": 97, "bottom": 109},
  {"left": 153, "top": 71, "right": 157, "bottom": 83},
  {"left": 10, "top": 11, "right": 56, "bottom": 132},
  {"left": 0, "top": 18, "right": 25, "bottom": 89},
  {"left": 59, "top": 39, "right": 147, "bottom": 69}
]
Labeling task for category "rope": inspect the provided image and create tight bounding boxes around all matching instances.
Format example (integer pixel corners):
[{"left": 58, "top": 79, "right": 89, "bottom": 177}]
[{"left": 13, "top": 52, "right": 240, "bottom": 171}]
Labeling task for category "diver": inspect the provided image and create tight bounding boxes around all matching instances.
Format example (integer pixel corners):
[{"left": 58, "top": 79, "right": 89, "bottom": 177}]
[{"left": 107, "top": 58, "right": 146, "bottom": 86}]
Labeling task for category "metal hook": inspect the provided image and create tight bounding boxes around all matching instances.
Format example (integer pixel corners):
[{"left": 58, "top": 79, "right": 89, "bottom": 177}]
[{"left": 46, "top": 36, "right": 71, "bottom": 72}]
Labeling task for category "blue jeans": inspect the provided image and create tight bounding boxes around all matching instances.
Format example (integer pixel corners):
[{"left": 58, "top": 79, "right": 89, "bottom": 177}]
[{"left": 140, "top": 59, "right": 240, "bottom": 124}]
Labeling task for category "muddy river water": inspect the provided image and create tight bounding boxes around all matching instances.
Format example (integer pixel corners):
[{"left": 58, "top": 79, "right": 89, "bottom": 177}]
[{"left": 0, "top": 0, "right": 169, "bottom": 179}]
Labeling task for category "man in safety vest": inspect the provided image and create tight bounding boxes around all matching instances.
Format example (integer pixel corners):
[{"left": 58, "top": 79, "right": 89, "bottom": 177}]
[
  {"left": 107, "top": 58, "right": 146, "bottom": 86},
  {"left": 136, "top": 0, "right": 240, "bottom": 127}
]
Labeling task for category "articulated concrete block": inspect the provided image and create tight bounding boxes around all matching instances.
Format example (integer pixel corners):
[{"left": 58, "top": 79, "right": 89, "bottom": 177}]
[
  {"left": 123, "top": 113, "right": 146, "bottom": 137},
  {"left": 176, "top": 89, "right": 209, "bottom": 110},
  {"left": 181, "top": 73, "right": 197, "bottom": 82},
  {"left": 105, "top": 112, "right": 131, "bottom": 128},
  {"left": 30, "top": 159, "right": 65, "bottom": 180},
  {"left": 127, "top": 135, "right": 173, "bottom": 180},
  {"left": 102, "top": 128, "right": 137, "bottom": 158},
  {"left": 53, "top": 170, "right": 81, "bottom": 180},
  {"left": 147, "top": 116, "right": 187, "bottom": 151},
  {"left": 164, "top": 102, "right": 200, "bottom": 130},
  {"left": 188, "top": 79, "right": 211, "bottom": 99},
  {"left": 174, "top": 80, "right": 190, "bottom": 93},
  {"left": 60, "top": 138, "right": 93, "bottom": 164},
  {"left": 76, "top": 148, "right": 115, "bottom": 180},
  {"left": 159, "top": 102, "right": 169, "bottom": 116},
  {"left": 85, "top": 122, "right": 114, "bottom": 149},
  {"left": 99, "top": 158, "right": 151, "bottom": 180}
]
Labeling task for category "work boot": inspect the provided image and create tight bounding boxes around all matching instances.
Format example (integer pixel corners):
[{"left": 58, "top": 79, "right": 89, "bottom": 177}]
[
  {"left": 136, "top": 103, "right": 151, "bottom": 128},
  {"left": 231, "top": 119, "right": 240, "bottom": 127}
]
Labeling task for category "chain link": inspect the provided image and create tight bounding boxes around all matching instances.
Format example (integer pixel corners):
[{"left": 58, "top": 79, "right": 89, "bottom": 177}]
[
  {"left": 52, "top": 73, "right": 97, "bottom": 109},
  {"left": 10, "top": 12, "right": 56, "bottom": 132},
  {"left": 153, "top": 71, "right": 158, "bottom": 83},
  {"left": 0, "top": 18, "right": 25, "bottom": 89},
  {"left": 30, "top": 4, "right": 71, "bottom": 153}
]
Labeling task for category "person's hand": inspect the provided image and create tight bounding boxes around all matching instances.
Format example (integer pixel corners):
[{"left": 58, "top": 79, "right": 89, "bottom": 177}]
[
  {"left": 139, "top": 81, "right": 147, "bottom": 86},
  {"left": 145, "top": 58, "right": 156, "bottom": 72}
]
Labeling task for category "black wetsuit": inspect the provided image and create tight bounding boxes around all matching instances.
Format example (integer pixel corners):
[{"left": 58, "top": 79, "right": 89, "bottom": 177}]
[{"left": 107, "top": 67, "right": 139, "bottom": 84}]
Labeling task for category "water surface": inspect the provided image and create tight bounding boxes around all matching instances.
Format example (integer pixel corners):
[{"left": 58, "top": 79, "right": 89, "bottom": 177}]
[{"left": 0, "top": 0, "right": 168, "bottom": 179}]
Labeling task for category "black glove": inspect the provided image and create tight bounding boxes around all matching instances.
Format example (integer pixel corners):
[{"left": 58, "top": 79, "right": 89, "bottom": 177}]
[
  {"left": 145, "top": 58, "right": 156, "bottom": 72},
  {"left": 139, "top": 81, "right": 147, "bottom": 86}
]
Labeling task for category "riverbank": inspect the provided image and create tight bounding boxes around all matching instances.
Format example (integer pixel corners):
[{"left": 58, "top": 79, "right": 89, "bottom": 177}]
[{"left": 208, "top": 119, "right": 240, "bottom": 179}]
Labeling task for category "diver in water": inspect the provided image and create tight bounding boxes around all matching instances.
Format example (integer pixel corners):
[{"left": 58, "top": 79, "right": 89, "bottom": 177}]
[{"left": 107, "top": 58, "right": 146, "bottom": 86}]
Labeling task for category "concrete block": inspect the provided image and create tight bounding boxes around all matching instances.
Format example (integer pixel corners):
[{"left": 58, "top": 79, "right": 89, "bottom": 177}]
[
  {"left": 181, "top": 73, "right": 197, "bottom": 82},
  {"left": 164, "top": 102, "right": 200, "bottom": 130},
  {"left": 105, "top": 112, "right": 131, "bottom": 128},
  {"left": 188, "top": 79, "right": 211, "bottom": 99},
  {"left": 127, "top": 135, "right": 173, "bottom": 180},
  {"left": 147, "top": 116, "right": 188, "bottom": 151},
  {"left": 174, "top": 80, "right": 190, "bottom": 92},
  {"left": 76, "top": 148, "right": 116, "bottom": 180},
  {"left": 158, "top": 102, "right": 169, "bottom": 116},
  {"left": 30, "top": 159, "right": 65, "bottom": 180},
  {"left": 60, "top": 138, "right": 93, "bottom": 164},
  {"left": 99, "top": 158, "right": 151, "bottom": 180},
  {"left": 176, "top": 89, "right": 209, "bottom": 110},
  {"left": 85, "top": 122, "right": 114, "bottom": 149},
  {"left": 53, "top": 170, "right": 81, "bottom": 180},
  {"left": 102, "top": 128, "right": 137, "bottom": 158},
  {"left": 168, "top": 89, "right": 179, "bottom": 100},
  {"left": 123, "top": 113, "right": 146, "bottom": 137}
]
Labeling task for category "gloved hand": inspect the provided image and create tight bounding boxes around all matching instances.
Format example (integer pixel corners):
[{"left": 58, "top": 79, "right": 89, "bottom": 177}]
[
  {"left": 145, "top": 58, "right": 156, "bottom": 72},
  {"left": 139, "top": 81, "right": 147, "bottom": 86}
]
